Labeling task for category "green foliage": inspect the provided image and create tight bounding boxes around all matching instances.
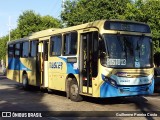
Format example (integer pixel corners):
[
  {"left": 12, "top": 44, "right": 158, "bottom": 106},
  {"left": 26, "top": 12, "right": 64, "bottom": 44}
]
[
  {"left": 41, "top": 15, "right": 62, "bottom": 29},
  {"left": 0, "top": 36, "right": 9, "bottom": 60},
  {"left": 153, "top": 40, "right": 160, "bottom": 53},
  {"left": 0, "top": 10, "right": 62, "bottom": 60},
  {"left": 17, "top": 10, "right": 42, "bottom": 37},
  {"left": 17, "top": 10, "right": 62, "bottom": 38},
  {"left": 61, "top": 0, "right": 160, "bottom": 54},
  {"left": 61, "top": 0, "right": 133, "bottom": 26},
  {"left": 135, "top": 0, "right": 160, "bottom": 53}
]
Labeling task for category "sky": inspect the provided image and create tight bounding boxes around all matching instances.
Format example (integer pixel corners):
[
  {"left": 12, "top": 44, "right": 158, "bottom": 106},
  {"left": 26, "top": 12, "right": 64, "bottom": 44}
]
[{"left": 0, "top": 0, "right": 63, "bottom": 37}]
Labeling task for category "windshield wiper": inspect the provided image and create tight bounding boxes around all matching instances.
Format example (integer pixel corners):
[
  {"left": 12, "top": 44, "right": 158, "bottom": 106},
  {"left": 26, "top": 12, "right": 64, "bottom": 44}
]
[
  {"left": 103, "top": 37, "right": 110, "bottom": 58},
  {"left": 137, "top": 34, "right": 145, "bottom": 58},
  {"left": 117, "top": 35, "right": 127, "bottom": 59}
]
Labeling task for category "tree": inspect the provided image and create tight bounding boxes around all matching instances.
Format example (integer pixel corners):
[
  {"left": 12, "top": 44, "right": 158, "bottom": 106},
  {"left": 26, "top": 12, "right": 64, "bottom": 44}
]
[
  {"left": 17, "top": 10, "right": 42, "bottom": 37},
  {"left": 61, "top": 0, "right": 133, "bottom": 26},
  {"left": 0, "top": 10, "right": 62, "bottom": 60},
  {"left": 0, "top": 36, "right": 9, "bottom": 60},
  {"left": 135, "top": 0, "right": 160, "bottom": 53},
  {"left": 17, "top": 10, "right": 62, "bottom": 38},
  {"left": 41, "top": 15, "right": 62, "bottom": 30},
  {"left": 61, "top": 0, "right": 160, "bottom": 53},
  {"left": 140, "top": 0, "right": 160, "bottom": 38}
]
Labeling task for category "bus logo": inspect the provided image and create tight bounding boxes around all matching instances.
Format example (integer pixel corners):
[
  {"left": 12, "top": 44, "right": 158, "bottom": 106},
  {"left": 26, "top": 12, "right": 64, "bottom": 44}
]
[{"left": 49, "top": 62, "right": 63, "bottom": 69}]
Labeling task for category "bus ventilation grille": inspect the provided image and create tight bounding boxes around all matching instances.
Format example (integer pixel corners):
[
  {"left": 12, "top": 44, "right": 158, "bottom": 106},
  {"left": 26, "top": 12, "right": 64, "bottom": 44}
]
[{"left": 121, "top": 86, "right": 148, "bottom": 92}]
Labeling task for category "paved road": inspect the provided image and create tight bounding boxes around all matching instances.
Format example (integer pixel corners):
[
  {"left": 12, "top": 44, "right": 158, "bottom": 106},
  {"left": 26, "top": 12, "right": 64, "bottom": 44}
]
[{"left": 0, "top": 74, "right": 160, "bottom": 120}]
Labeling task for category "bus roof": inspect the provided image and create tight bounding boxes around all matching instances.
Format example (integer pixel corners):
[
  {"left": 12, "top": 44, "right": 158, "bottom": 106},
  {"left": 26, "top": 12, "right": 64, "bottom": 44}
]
[
  {"left": 7, "top": 37, "right": 28, "bottom": 45},
  {"left": 29, "top": 20, "right": 105, "bottom": 40},
  {"left": 8, "top": 19, "right": 149, "bottom": 43}
]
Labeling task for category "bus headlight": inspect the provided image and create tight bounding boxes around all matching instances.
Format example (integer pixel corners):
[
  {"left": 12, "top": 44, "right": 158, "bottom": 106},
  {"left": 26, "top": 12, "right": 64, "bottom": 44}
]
[
  {"left": 102, "top": 74, "right": 118, "bottom": 88},
  {"left": 110, "top": 79, "right": 117, "bottom": 87}
]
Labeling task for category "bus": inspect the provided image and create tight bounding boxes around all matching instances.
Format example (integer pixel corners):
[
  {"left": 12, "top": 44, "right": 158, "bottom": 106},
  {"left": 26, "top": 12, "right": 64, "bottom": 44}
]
[{"left": 6, "top": 20, "right": 154, "bottom": 102}]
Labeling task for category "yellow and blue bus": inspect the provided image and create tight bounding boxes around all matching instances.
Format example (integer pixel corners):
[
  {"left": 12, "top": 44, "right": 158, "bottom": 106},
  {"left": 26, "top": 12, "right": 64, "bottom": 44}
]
[{"left": 6, "top": 20, "right": 154, "bottom": 101}]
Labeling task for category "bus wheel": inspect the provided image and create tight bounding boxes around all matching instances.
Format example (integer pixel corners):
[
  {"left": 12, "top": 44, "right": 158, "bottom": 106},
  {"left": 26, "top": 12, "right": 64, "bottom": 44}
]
[
  {"left": 22, "top": 74, "right": 28, "bottom": 90},
  {"left": 69, "top": 79, "right": 82, "bottom": 102}
]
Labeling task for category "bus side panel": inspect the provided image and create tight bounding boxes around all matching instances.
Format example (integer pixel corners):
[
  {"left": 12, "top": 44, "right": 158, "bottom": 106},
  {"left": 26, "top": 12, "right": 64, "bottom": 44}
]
[
  {"left": 20, "top": 58, "right": 37, "bottom": 86},
  {"left": 48, "top": 56, "right": 79, "bottom": 91},
  {"left": 7, "top": 57, "right": 37, "bottom": 86},
  {"left": 91, "top": 60, "right": 111, "bottom": 98},
  {"left": 7, "top": 57, "right": 13, "bottom": 80},
  {"left": 91, "top": 76, "right": 102, "bottom": 97},
  {"left": 7, "top": 57, "right": 20, "bottom": 82},
  {"left": 48, "top": 57, "right": 67, "bottom": 91}
]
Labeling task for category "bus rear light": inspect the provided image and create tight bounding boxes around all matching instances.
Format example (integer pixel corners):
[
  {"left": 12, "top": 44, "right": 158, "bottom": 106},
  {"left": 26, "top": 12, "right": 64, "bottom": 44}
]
[{"left": 83, "top": 77, "right": 87, "bottom": 80}]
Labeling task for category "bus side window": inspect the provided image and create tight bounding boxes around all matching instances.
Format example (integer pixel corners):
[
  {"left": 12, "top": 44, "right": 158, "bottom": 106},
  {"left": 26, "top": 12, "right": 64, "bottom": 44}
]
[
  {"left": 22, "top": 42, "right": 29, "bottom": 58},
  {"left": 30, "top": 40, "right": 38, "bottom": 57},
  {"left": 8, "top": 44, "right": 14, "bottom": 57},
  {"left": 15, "top": 43, "right": 21, "bottom": 58},
  {"left": 63, "top": 31, "right": 77, "bottom": 55},
  {"left": 50, "top": 35, "right": 62, "bottom": 56}
]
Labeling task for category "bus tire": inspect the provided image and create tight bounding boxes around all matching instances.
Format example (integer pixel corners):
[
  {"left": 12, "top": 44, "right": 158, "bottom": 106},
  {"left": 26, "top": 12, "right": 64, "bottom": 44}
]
[
  {"left": 66, "top": 78, "right": 72, "bottom": 99},
  {"left": 22, "top": 74, "right": 28, "bottom": 90},
  {"left": 69, "top": 79, "right": 82, "bottom": 102}
]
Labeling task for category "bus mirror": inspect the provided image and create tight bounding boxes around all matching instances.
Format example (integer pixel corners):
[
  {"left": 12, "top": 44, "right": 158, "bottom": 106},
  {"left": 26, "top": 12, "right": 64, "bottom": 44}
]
[{"left": 100, "top": 52, "right": 107, "bottom": 58}]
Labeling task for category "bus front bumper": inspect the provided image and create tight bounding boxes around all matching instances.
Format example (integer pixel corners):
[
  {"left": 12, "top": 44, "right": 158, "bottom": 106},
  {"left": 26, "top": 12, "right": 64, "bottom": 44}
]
[{"left": 100, "top": 80, "right": 154, "bottom": 98}]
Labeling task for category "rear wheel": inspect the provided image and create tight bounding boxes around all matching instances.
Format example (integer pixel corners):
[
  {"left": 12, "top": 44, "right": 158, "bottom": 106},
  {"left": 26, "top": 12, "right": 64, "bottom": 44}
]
[
  {"left": 69, "top": 79, "right": 82, "bottom": 102},
  {"left": 22, "top": 74, "right": 28, "bottom": 90}
]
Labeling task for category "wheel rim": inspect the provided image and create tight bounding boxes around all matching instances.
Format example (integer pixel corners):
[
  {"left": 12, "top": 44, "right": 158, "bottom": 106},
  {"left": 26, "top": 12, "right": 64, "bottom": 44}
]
[
  {"left": 23, "top": 77, "right": 27, "bottom": 87},
  {"left": 70, "top": 84, "right": 78, "bottom": 98}
]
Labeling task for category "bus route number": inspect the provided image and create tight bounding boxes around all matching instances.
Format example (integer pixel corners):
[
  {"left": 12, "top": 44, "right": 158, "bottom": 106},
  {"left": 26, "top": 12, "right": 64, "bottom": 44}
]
[
  {"left": 49, "top": 62, "right": 63, "bottom": 70},
  {"left": 107, "top": 59, "right": 126, "bottom": 66}
]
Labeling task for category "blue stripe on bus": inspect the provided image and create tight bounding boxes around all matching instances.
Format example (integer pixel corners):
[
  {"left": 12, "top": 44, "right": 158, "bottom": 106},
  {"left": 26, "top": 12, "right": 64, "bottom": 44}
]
[
  {"left": 8, "top": 58, "right": 31, "bottom": 71},
  {"left": 100, "top": 75, "right": 154, "bottom": 97},
  {"left": 58, "top": 57, "right": 79, "bottom": 74}
]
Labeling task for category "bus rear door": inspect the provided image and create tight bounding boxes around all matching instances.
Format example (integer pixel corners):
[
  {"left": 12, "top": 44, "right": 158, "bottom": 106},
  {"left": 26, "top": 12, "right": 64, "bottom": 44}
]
[{"left": 38, "top": 39, "right": 49, "bottom": 88}]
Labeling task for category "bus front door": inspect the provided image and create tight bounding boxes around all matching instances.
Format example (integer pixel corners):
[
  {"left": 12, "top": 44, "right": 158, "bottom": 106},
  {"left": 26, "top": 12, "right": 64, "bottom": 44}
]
[
  {"left": 80, "top": 31, "right": 98, "bottom": 95},
  {"left": 38, "top": 40, "right": 49, "bottom": 88}
]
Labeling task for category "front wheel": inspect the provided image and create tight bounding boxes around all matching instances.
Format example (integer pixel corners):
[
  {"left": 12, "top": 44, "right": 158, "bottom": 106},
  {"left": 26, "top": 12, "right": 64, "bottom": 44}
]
[
  {"left": 22, "top": 74, "right": 28, "bottom": 90},
  {"left": 69, "top": 80, "right": 82, "bottom": 102}
]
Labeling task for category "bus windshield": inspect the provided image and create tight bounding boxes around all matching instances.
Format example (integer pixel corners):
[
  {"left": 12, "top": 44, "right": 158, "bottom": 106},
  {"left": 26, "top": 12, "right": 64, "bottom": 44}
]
[{"left": 101, "top": 34, "right": 152, "bottom": 68}]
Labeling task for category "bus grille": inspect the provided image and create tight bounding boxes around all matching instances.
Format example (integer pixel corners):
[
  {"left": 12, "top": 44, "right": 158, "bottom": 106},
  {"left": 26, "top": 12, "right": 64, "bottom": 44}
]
[{"left": 119, "top": 86, "right": 148, "bottom": 93}]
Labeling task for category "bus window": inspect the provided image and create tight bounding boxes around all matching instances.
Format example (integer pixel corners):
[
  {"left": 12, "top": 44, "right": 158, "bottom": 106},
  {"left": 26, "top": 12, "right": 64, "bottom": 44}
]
[
  {"left": 8, "top": 44, "right": 14, "bottom": 57},
  {"left": 50, "top": 35, "right": 62, "bottom": 56},
  {"left": 15, "top": 43, "right": 21, "bottom": 58},
  {"left": 30, "top": 40, "right": 38, "bottom": 57},
  {"left": 63, "top": 32, "right": 77, "bottom": 55},
  {"left": 22, "top": 42, "right": 29, "bottom": 57}
]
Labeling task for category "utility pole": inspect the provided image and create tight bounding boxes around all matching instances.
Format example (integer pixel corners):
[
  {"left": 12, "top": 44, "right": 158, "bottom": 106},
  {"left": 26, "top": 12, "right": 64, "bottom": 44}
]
[
  {"left": 8, "top": 16, "right": 11, "bottom": 41},
  {"left": 62, "top": 0, "right": 65, "bottom": 11},
  {"left": 62, "top": 0, "right": 66, "bottom": 27}
]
